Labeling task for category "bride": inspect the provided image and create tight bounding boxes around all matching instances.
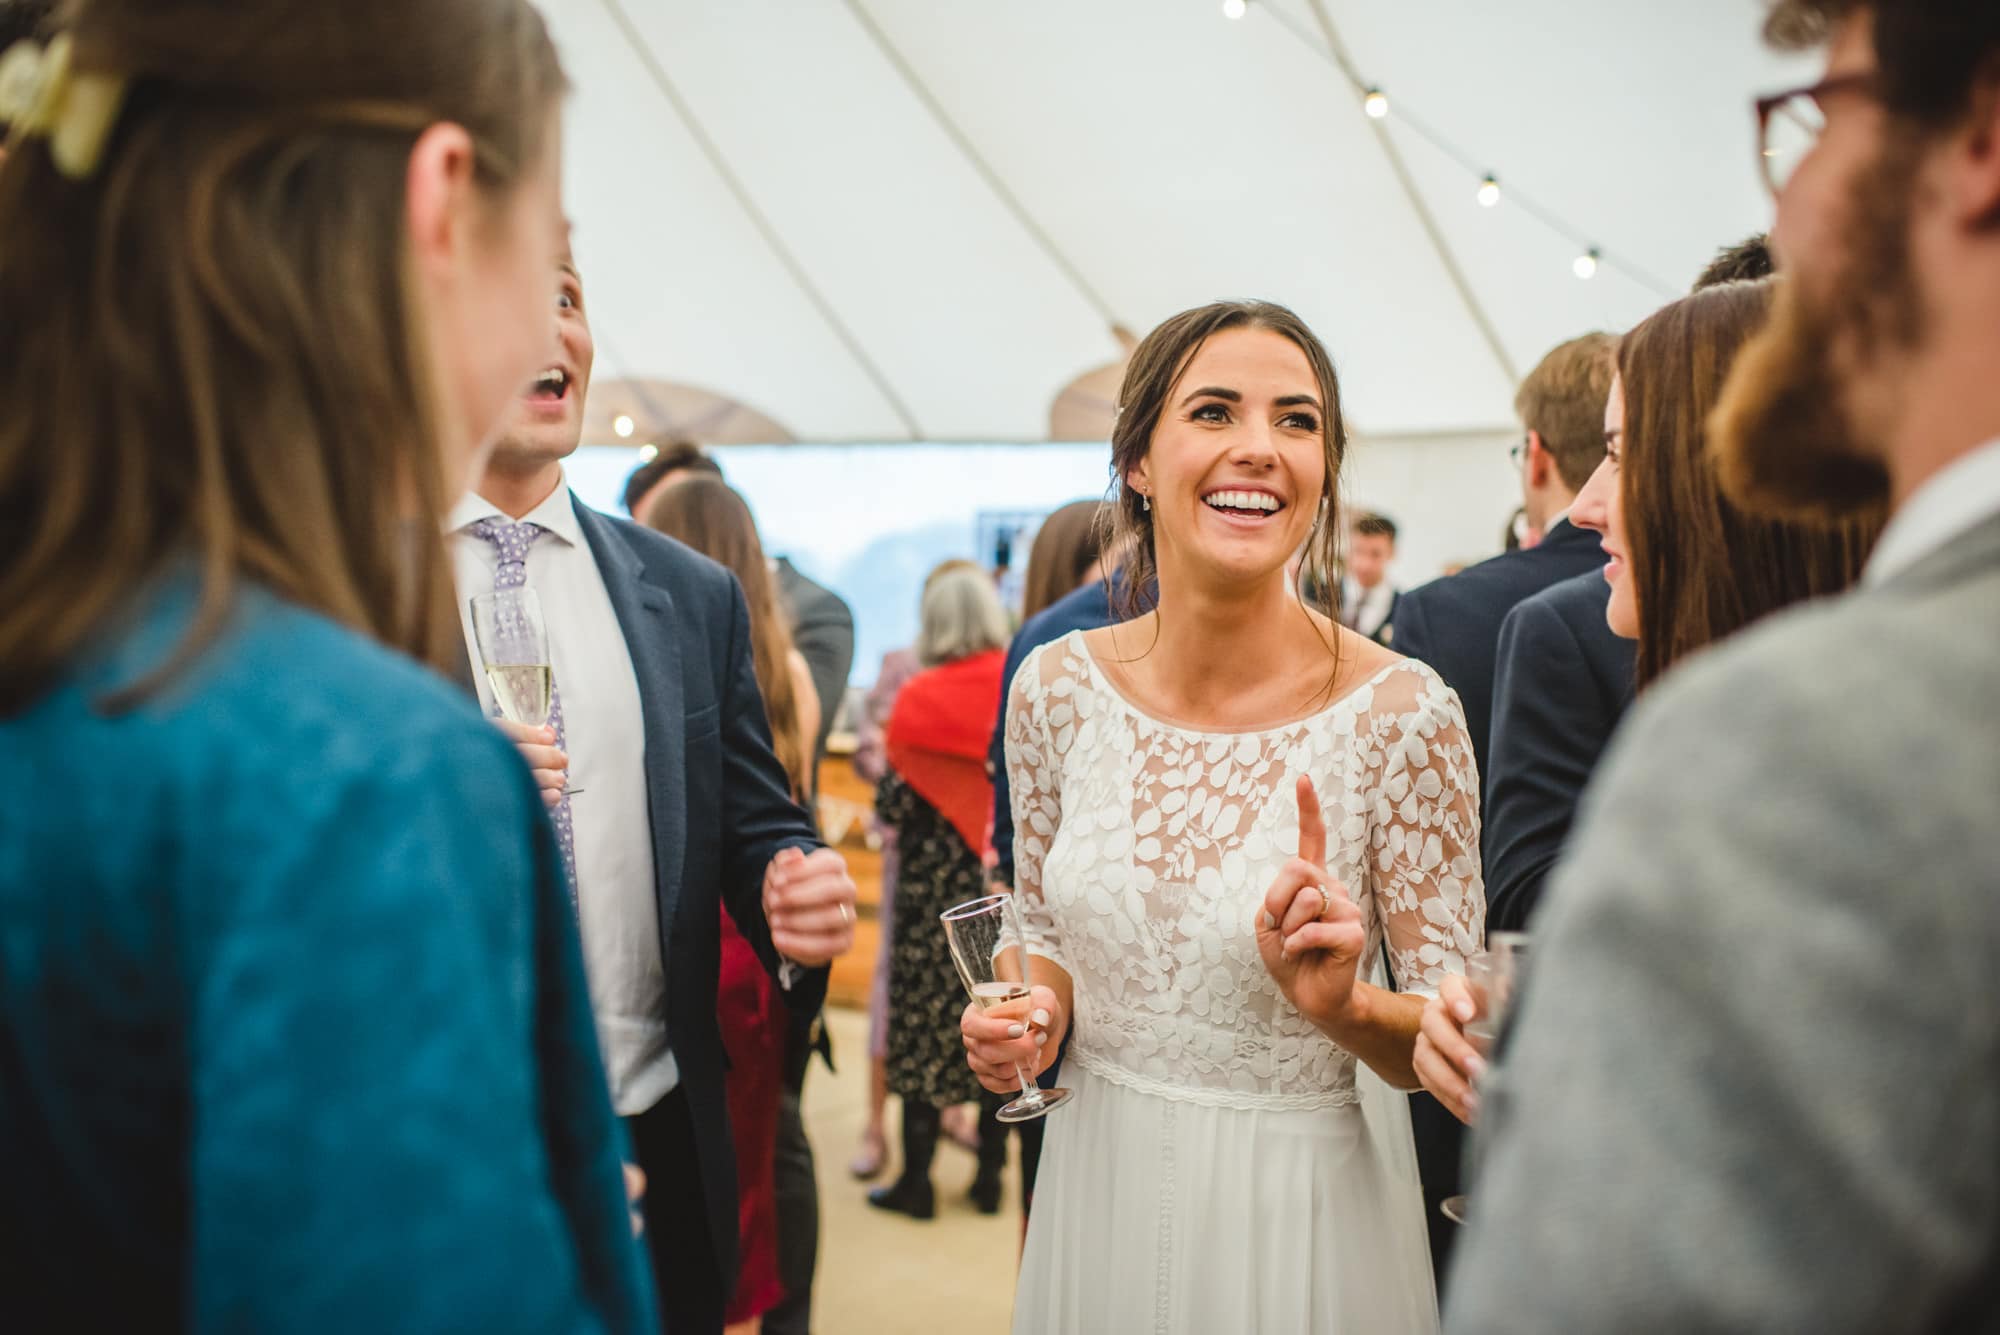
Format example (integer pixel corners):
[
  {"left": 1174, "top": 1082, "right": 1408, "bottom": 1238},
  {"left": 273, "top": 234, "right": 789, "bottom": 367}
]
[{"left": 962, "top": 300, "right": 1483, "bottom": 1333}]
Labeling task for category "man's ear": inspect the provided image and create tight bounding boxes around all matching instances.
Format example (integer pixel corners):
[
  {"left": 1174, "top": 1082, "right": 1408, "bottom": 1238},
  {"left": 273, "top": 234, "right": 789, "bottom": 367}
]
[{"left": 1949, "top": 75, "right": 2000, "bottom": 226}]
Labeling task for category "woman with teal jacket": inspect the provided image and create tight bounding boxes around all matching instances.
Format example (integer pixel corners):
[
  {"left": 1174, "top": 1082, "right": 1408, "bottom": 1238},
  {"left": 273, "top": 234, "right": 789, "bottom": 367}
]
[{"left": 0, "top": 1, "right": 651, "bottom": 1329}]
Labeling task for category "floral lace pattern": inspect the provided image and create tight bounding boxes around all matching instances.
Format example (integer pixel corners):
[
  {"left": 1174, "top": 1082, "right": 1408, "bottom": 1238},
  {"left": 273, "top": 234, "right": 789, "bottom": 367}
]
[{"left": 1006, "top": 632, "right": 1483, "bottom": 1110}]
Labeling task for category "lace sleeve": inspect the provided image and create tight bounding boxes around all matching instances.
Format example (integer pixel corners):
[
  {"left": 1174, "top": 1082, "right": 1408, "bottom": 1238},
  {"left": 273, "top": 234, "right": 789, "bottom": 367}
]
[
  {"left": 1367, "top": 671, "right": 1484, "bottom": 997},
  {"left": 1002, "top": 642, "right": 1069, "bottom": 973}
]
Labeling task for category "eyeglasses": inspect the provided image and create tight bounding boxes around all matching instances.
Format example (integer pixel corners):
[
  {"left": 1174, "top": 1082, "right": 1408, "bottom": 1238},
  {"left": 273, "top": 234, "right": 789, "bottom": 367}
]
[
  {"left": 1509, "top": 436, "right": 1528, "bottom": 470},
  {"left": 1754, "top": 72, "right": 1880, "bottom": 198}
]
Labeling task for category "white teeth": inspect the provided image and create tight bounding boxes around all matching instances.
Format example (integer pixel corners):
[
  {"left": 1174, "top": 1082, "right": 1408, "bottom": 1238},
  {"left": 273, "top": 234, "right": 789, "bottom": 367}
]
[
  {"left": 1203, "top": 489, "right": 1281, "bottom": 513},
  {"left": 531, "top": 368, "right": 566, "bottom": 394}
]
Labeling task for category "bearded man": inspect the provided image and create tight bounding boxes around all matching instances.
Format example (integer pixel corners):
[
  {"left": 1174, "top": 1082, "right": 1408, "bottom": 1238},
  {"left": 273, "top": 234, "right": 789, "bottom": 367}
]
[{"left": 1445, "top": 3, "right": 2000, "bottom": 1330}]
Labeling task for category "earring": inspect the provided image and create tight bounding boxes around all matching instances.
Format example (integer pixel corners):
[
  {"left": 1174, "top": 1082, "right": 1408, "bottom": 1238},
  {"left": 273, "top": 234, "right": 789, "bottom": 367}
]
[{"left": 1141, "top": 493, "right": 1151, "bottom": 512}]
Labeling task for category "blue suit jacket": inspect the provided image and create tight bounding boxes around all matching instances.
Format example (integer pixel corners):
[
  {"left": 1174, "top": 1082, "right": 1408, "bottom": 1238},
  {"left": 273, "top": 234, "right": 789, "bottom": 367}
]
[
  {"left": 1390, "top": 518, "right": 1610, "bottom": 799},
  {"left": 1483, "top": 571, "right": 1636, "bottom": 934},
  {"left": 572, "top": 498, "right": 828, "bottom": 1283}
]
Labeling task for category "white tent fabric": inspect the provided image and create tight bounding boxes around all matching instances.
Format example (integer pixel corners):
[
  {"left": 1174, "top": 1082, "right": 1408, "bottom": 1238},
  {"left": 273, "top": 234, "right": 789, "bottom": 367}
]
[{"left": 542, "top": 0, "right": 1811, "bottom": 446}]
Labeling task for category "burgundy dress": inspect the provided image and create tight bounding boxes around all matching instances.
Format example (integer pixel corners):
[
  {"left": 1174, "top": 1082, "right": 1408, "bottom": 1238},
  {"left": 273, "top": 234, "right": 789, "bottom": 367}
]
[{"left": 717, "top": 909, "right": 785, "bottom": 1324}]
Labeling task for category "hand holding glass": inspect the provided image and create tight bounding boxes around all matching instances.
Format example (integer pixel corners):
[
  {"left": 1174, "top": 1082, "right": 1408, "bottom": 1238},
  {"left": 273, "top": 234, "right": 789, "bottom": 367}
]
[
  {"left": 1441, "top": 931, "right": 1530, "bottom": 1225},
  {"left": 470, "top": 587, "right": 583, "bottom": 796},
  {"left": 942, "top": 893, "right": 1072, "bottom": 1123}
]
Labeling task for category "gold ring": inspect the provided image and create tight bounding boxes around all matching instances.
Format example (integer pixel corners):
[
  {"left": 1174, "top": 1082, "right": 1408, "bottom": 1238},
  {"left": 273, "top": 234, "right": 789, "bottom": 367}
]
[{"left": 1314, "top": 884, "right": 1333, "bottom": 919}]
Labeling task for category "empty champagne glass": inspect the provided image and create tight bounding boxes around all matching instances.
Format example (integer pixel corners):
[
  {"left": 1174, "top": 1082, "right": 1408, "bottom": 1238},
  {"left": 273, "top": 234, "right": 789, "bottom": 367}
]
[
  {"left": 942, "top": 892, "right": 1072, "bottom": 1123},
  {"left": 1442, "top": 931, "right": 1531, "bottom": 1225},
  {"left": 470, "top": 587, "right": 583, "bottom": 796}
]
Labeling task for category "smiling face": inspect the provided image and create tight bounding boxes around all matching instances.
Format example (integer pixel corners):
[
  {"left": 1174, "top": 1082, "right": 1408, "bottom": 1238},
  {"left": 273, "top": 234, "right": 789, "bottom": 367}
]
[
  {"left": 483, "top": 239, "right": 595, "bottom": 473},
  {"left": 1569, "top": 374, "right": 1635, "bottom": 639},
  {"left": 1126, "top": 326, "right": 1330, "bottom": 596}
]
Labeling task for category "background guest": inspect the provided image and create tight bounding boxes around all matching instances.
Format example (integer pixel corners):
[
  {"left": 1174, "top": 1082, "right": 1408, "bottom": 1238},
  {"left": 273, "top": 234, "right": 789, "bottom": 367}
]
[
  {"left": 645, "top": 478, "right": 824, "bottom": 1335},
  {"left": 1019, "top": 499, "right": 1108, "bottom": 623},
  {"left": 0, "top": 1, "right": 655, "bottom": 1328},
  {"left": 1419, "top": 275, "right": 1882, "bottom": 1121},
  {"left": 848, "top": 558, "right": 982, "bottom": 1182},
  {"left": 1478, "top": 237, "right": 1776, "bottom": 938},
  {"left": 1385, "top": 329, "right": 1619, "bottom": 1287},
  {"left": 870, "top": 567, "right": 1014, "bottom": 1220},
  {"left": 1340, "top": 511, "right": 1402, "bottom": 645},
  {"left": 621, "top": 439, "right": 853, "bottom": 1335},
  {"left": 1447, "top": 2, "right": 1999, "bottom": 1322},
  {"left": 457, "top": 245, "right": 855, "bottom": 1335}
]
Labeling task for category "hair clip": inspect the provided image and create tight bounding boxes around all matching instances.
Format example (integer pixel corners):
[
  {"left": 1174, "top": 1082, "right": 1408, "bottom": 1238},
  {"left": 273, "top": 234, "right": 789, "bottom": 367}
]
[{"left": 0, "top": 35, "right": 129, "bottom": 180}]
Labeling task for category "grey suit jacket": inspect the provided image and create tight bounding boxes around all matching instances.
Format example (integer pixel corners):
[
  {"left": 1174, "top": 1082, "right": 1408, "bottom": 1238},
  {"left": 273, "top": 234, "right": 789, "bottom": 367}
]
[{"left": 1446, "top": 511, "right": 2000, "bottom": 1333}]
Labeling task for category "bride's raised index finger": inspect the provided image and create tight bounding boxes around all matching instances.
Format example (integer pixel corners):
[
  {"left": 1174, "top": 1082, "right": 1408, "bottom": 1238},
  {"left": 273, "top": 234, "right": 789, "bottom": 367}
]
[{"left": 1296, "top": 775, "right": 1326, "bottom": 869}]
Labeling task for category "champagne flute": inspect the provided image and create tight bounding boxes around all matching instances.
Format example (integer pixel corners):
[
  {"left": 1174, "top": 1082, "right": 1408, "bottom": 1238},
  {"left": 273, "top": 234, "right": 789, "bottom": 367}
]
[
  {"left": 470, "top": 587, "right": 583, "bottom": 796},
  {"left": 942, "top": 893, "right": 1072, "bottom": 1123},
  {"left": 1441, "top": 930, "right": 1531, "bottom": 1225}
]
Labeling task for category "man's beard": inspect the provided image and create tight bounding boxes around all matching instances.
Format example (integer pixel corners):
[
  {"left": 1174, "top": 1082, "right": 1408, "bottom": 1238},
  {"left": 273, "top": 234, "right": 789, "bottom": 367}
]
[{"left": 1710, "top": 139, "right": 1926, "bottom": 524}]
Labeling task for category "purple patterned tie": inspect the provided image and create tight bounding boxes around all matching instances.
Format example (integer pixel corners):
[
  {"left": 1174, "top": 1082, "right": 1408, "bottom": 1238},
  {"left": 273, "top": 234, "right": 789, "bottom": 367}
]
[{"left": 468, "top": 517, "right": 579, "bottom": 909}]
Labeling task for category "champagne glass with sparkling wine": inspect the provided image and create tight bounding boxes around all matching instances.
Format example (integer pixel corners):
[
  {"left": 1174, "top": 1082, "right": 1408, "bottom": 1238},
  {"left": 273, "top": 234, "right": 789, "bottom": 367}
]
[
  {"left": 942, "top": 893, "right": 1072, "bottom": 1123},
  {"left": 470, "top": 587, "right": 583, "bottom": 796}
]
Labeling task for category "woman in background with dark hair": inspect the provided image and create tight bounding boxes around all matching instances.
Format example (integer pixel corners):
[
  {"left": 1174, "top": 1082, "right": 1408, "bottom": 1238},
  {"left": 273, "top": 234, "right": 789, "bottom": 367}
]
[
  {"left": 1416, "top": 276, "right": 1884, "bottom": 1123},
  {"left": 645, "top": 476, "right": 817, "bottom": 1335},
  {"left": 963, "top": 300, "right": 1480, "bottom": 1332},
  {"left": 0, "top": 0, "right": 652, "bottom": 1329},
  {"left": 1019, "top": 499, "right": 1107, "bottom": 623}
]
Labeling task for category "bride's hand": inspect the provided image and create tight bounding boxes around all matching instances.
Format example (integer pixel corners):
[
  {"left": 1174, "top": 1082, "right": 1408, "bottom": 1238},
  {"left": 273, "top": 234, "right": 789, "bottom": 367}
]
[
  {"left": 1257, "top": 775, "right": 1367, "bottom": 1032},
  {"left": 1413, "top": 973, "right": 1487, "bottom": 1124},
  {"left": 961, "top": 984, "right": 1064, "bottom": 1094}
]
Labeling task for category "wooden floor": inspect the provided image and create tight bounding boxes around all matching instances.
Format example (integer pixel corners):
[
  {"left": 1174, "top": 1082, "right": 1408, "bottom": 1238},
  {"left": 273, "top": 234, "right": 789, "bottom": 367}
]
[{"left": 800, "top": 1004, "right": 1020, "bottom": 1335}]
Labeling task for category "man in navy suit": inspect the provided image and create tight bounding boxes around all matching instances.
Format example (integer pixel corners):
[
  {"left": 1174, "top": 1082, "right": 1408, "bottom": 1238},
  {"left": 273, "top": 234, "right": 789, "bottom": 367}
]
[
  {"left": 1392, "top": 332, "right": 1619, "bottom": 793},
  {"left": 1388, "top": 330, "right": 1617, "bottom": 1291},
  {"left": 454, "top": 243, "right": 857, "bottom": 1335}
]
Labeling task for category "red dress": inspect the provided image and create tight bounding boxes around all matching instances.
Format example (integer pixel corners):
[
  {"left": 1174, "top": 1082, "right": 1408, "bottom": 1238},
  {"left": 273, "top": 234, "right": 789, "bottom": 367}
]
[{"left": 717, "top": 909, "right": 786, "bottom": 1324}]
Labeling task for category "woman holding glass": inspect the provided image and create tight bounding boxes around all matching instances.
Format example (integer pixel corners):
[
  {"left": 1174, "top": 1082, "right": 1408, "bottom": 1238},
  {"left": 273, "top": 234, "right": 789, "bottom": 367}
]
[
  {"left": 962, "top": 301, "right": 1482, "bottom": 1332},
  {"left": 869, "top": 565, "right": 1015, "bottom": 1219},
  {"left": 1413, "top": 277, "right": 1883, "bottom": 1124},
  {"left": 0, "top": 1, "right": 650, "bottom": 1329}
]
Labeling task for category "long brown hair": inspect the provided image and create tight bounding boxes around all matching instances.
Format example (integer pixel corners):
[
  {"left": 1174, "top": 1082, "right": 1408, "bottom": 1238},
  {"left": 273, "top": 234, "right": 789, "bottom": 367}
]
[
  {"left": 1620, "top": 279, "right": 1883, "bottom": 690},
  {"left": 0, "top": 0, "right": 566, "bottom": 715},
  {"left": 1021, "top": 499, "right": 1104, "bottom": 622},
  {"left": 644, "top": 477, "right": 812, "bottom": 800},
  {"left": 1103, "top": 300, "right": 1348, "bottom": 638}
]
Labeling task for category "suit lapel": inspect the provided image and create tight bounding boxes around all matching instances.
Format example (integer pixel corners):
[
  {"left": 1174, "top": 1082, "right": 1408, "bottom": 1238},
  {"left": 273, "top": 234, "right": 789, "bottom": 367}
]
[{"left": 573, "top": 496, "right": 689, "bottom": 938}]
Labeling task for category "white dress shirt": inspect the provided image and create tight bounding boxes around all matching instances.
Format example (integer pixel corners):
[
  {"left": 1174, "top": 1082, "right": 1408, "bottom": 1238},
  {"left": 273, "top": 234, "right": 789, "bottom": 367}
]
[
  {"left": 450, "top": 474, "right": 678, "bottom": 1114},
  {"left": 1340, "top": 576, "right": 1398, "bottom": 639},
  {"left": 1864, "top": 437, "right": 2000, "bottom": 587}
]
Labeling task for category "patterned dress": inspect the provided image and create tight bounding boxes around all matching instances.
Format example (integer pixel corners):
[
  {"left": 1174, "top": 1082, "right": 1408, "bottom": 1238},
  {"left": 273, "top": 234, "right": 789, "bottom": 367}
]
[
  {"left": 877, "top": 768, "right": 987, "bottom": 1108},
  {"left": 1005, "top": 631, "right": 1484, "bottom": 1333}
]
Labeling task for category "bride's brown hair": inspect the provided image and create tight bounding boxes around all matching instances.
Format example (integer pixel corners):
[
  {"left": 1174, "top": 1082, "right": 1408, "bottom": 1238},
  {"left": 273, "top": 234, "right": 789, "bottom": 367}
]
[{"left": 0, "top": 0, "right": 566, "bottom": 713}]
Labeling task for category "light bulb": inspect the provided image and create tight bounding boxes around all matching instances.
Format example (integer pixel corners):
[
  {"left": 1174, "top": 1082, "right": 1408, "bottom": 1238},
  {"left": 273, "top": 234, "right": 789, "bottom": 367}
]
[
  {"left": 1221, "top": 0, "right": 1247, "bottom": 18},
  {"left": 638, "top": 443, "right": 659, "bottom": 462},
  {"left": 1477, "top": 175, "right": 1501, "bottom": 208},
  {"left": 1573, "top": 248, "right": 1600, "bottom": 280},
  {"left": 1363, "top": 88, "right": 1389, "bottom": 119},
  {"left": 612, "top": 413, "right": 636, "bottom": 438}
]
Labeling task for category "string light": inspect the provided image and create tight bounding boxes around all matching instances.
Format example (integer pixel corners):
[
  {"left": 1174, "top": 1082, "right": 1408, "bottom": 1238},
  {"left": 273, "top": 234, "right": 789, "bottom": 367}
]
[
  {"left": 1362, "top": 87, "right": 1389, "bottom": 119},
  {"left": 1573, "top": 247, "right": 1600, "bottom": 280},
  {"left": 1221, "top": 0, "right": 1247, "bottom": 19},
  {"left": 1477, "top": 174, "right": 1501, "bottom": 208},
  {"left": 612, "top": 413, "right": 636, "bottom": 438}
]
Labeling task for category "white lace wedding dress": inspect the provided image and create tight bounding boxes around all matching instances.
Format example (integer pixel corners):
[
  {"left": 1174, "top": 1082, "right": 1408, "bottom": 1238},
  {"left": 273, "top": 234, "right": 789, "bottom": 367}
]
[{"left": 1005, "top": 631, "right": 1483, "bottom": 1334}]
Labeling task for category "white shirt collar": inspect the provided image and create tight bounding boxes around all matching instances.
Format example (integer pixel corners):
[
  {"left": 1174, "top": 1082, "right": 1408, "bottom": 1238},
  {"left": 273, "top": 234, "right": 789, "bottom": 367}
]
[
  {"left": 447, "top": 468, "right": 582, "bottom": 548},
  {"left": 1863, "top": 437, "right": 2000, "bottom": 587}
]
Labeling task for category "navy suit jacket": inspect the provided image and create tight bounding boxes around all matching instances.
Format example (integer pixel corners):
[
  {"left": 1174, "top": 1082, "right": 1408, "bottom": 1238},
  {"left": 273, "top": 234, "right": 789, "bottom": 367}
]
[
  {"left": 1390, "top": 518, "right": 1610, "bottom": 799},
  {"left": 1483, "top": 571, "right": 1636, "bottom": 934},
  {"left": 572, "top": 498, "right": 828, "bottom": 1283}
]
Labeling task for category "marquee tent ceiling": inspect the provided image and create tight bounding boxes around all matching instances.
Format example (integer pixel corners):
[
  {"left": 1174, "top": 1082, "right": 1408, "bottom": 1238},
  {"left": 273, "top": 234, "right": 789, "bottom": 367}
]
[{"left": 545, "top": 0, "right": 1812, "bottom": 444}]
